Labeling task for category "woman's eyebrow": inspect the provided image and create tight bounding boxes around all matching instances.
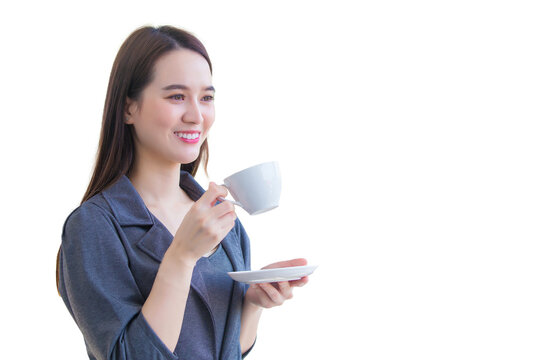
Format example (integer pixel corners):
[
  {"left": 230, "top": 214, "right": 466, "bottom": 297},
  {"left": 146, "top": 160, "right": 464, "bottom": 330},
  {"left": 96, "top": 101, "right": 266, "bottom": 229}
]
[{"left": 162, "top": 84, "right": 215, "bottom": 91}]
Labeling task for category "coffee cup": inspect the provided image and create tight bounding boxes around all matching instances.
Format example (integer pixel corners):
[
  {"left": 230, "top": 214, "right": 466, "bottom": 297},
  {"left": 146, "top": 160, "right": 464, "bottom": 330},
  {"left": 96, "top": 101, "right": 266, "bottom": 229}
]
[{"left": 219, "top": 161, "right": 281, "bottom": 215}]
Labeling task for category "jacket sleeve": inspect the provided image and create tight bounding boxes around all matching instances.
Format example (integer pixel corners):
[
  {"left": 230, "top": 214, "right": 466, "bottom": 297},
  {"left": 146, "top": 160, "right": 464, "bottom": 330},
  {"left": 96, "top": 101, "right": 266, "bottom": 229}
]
[
  {"left": 58, "top": 203, "right": 178, "bottom": 360},
  {"left": 235, "top": 218, "right": 252, "bottom": 291},
  {"left": 235, "top": 219, "right": 251, "bottom": 272},
  {"left": 235, "top": 218, "right": 258, "bottom": 358}
]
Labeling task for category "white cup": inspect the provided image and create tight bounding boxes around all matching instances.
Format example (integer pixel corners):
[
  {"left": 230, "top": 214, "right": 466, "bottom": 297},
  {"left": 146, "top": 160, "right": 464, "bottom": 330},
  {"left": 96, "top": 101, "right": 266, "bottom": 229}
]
[{"left": 220, "top": 161, "right": 281, "bottom": 215}]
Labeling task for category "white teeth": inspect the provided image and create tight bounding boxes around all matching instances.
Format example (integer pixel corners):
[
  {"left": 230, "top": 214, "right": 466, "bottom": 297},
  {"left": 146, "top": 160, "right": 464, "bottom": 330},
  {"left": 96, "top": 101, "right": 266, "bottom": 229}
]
[{"left": 175, "top": 132, "right": 199, "bottom": 140}]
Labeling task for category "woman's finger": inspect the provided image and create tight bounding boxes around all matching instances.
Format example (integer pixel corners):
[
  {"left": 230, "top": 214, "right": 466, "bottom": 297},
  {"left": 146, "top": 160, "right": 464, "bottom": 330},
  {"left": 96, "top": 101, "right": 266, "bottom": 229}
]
[
  {"left": 259, "top": 282, "right": 284, "bottom": 305},
  {"left": 252, "top": 284, "right": 273, "bottom": 308},
  {"left": 198, "top": 182, "right": 228, "bottom": 209},
  {"left": 217, "top": 214, "right": 236, "bottom": 236},
  {"left": 277, "top": 281, "right": 293, "bottom": 300},
  {"left": 289, "top": 276, "right": 309, "bottom": 288},
  {"left": 210, "top": 199, "right": 236, "bottom": 219}
]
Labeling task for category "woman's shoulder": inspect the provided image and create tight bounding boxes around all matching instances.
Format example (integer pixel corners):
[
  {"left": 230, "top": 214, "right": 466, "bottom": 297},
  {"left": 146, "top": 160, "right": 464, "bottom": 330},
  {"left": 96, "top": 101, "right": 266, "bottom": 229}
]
[
  {"left": 64, "top": 192, "right": 112, "bottom": 225},
  {"left": 63, "top": 176, "right": 132, "bottom": 234},
  {"left": 61, "top": 193, "right": 118, "bottom": 247}
]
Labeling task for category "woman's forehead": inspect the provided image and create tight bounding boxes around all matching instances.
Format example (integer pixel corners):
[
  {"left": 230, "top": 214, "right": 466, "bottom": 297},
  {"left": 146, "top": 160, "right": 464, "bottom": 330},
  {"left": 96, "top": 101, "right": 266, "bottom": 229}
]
[{"left": 152, "top": 49, "right": 212, "bottom": 88}]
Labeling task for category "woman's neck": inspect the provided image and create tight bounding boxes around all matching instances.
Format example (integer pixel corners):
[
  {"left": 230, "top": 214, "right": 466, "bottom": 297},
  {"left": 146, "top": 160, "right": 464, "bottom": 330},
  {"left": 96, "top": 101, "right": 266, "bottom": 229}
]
[{"left": 128, "top": 156, "right": 188, "bottom": 209}]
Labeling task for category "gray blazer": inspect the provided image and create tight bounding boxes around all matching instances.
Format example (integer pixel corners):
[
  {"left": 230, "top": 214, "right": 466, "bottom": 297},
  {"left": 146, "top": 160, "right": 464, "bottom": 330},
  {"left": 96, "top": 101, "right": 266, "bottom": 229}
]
[{"left": 58, "top": 171, "right": 252, "bottom": 360}]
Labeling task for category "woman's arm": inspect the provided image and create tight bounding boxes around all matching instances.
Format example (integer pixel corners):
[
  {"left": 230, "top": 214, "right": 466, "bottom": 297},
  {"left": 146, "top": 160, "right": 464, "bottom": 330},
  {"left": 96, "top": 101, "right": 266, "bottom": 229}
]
[
  {"left": 142, "top": 183, "right": 236, "bottom": 352},
  {"left": 240, "top": 258, "right": 310, "bottom": 356},
  {"left": 240, "top": 301, "right": 263, "bottom": 354},
  {"left": 141, "top": 254, "right": 194, "bottom": 352}
]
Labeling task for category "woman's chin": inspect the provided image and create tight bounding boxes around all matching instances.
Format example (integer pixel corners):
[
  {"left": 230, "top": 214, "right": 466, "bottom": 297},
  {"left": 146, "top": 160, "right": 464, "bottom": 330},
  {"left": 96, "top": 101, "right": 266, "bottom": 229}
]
[{"left": 175, "top": 153, "right": 200, "bottom": 165}]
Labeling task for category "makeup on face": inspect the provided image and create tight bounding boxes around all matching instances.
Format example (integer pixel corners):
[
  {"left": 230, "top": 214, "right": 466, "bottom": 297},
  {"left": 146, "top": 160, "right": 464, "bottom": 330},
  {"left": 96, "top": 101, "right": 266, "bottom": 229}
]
[{"left": 174, "top": 130, "right": 201, "bottom": 144}]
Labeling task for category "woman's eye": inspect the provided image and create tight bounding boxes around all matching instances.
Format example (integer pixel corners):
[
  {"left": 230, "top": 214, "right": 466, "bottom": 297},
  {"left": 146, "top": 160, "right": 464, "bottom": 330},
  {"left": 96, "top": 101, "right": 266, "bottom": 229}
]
[
  {"left": 202, "top": 95, "right": 214, "bottom": 102},
  {"left": 169, "top": 94, "right": 185, "bottom": 101}
]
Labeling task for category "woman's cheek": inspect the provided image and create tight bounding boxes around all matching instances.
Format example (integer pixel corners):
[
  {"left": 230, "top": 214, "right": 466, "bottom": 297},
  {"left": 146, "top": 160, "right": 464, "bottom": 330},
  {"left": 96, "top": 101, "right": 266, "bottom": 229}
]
[{"left": 204, "top": 109, "right": 216, "bottom": 130}]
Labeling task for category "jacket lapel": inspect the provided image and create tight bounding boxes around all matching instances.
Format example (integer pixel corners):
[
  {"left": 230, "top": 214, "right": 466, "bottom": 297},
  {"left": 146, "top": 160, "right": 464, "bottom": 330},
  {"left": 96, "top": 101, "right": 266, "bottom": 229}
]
[{"left": 102, "top": 174, "right": 213, "bottom": 319}]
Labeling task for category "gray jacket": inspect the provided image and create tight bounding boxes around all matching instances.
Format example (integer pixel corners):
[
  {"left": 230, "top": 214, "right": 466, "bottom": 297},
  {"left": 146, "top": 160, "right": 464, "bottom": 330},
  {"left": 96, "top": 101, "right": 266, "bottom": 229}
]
[{"left": 58, "top": 171, "right": 252, "bottom": 360}]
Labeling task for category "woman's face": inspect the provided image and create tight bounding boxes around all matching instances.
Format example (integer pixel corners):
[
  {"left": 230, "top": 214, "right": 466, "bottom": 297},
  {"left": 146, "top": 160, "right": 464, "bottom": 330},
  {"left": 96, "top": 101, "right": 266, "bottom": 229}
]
[{"left": 125, "top": 49, "right": 215, "bottom": 166}]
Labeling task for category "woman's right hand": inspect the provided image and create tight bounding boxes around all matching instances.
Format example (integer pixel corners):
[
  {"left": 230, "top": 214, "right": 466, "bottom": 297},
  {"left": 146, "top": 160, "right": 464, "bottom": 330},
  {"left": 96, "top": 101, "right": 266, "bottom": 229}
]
[{"left": 169, "top": 182, "right": 237, "bottom": 266}]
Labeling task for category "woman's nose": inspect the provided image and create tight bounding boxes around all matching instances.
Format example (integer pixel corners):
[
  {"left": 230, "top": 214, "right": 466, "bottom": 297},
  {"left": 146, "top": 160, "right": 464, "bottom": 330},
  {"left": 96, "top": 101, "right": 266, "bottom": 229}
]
[{"left": 183, "top": 99, "right": 203, "bottom": 124}]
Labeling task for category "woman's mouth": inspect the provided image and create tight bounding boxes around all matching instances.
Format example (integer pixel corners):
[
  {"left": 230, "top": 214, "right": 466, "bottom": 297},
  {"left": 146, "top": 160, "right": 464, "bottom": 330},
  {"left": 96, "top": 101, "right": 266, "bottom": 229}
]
[{"left": 174, "top": 131, "right": 201, "bottom": 144}]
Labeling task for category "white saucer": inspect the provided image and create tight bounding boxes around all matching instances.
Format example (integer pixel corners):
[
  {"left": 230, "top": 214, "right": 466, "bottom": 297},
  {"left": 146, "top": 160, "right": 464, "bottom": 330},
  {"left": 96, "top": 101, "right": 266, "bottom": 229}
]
[{"left": 228, "top": 265, "right": 318, "bottom": 284}]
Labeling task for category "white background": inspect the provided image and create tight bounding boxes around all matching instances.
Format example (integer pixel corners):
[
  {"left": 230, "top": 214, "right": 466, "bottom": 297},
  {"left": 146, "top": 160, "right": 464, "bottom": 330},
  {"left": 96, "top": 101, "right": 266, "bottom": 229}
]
[{"left": 1, "top": 0, "right": 539, "bottom": 359}]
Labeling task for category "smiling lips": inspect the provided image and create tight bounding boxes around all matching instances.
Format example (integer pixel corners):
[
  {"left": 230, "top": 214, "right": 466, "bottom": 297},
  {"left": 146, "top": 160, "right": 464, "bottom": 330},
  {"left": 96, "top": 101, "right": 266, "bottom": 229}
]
[{"left": 174, "top": 131, "right": 201, "bottom": 144}]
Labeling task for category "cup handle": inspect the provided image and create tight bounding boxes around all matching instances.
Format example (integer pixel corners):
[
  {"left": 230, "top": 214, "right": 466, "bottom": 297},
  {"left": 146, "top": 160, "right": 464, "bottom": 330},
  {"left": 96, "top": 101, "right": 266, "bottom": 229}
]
[
  {"left": 218, "top": 184, "right": 243, "bottom": 208},
  {"left": 218, "top": 197, "right": 243, "bottom": 208}
]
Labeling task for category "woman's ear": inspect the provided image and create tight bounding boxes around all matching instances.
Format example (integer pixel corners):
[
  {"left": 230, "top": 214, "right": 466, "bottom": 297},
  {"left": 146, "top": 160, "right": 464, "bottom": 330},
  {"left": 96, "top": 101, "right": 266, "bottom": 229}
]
[{"left": 124, "top": 97, "right": 137, "bottom": 124}]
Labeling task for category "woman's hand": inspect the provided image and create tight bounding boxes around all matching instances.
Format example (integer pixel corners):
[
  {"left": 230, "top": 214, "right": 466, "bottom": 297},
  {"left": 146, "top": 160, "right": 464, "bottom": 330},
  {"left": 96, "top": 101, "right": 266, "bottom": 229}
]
[
  {"left": 244, "top": 258, "right": 309, "bottom": 309},
  {"left": 169, "top": 182, "right": 236, "bottom": 266}
]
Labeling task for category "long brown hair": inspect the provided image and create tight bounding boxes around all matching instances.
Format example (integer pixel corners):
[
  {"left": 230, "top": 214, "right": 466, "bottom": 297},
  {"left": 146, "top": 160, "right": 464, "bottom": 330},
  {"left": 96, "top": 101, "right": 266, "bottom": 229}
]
[
  {"left": 57, "top": 25, "right": 213, "bottom": 292},
  {"left": 84, "top": 25, "right": 212, "bottom": 203}
]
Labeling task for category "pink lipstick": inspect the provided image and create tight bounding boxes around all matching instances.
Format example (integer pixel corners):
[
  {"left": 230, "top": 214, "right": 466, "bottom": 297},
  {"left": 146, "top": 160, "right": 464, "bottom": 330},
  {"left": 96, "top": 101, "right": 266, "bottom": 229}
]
[{"left": 174, "top": 131, "right": 201, "bottom": 144}]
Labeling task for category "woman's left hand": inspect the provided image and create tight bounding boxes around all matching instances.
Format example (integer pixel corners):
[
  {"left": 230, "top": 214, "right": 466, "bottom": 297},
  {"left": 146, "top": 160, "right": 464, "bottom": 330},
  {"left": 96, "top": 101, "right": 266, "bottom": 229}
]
[{"left": 244, "top": 258, "right": 309, "bottom": 309}]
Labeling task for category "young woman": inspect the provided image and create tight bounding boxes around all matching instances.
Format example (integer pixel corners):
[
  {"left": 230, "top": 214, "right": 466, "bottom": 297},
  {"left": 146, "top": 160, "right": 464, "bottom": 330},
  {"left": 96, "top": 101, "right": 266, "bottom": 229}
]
[{"left": 56, "top": 25, "right": 309, "bottom": 360}]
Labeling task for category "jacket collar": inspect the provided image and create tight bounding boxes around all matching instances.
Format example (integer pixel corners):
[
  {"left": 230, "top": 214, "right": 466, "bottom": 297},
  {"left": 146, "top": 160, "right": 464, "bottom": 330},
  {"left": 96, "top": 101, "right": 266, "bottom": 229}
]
[{"left": 101, "top": 171, "right": 205, "bottom": 227}]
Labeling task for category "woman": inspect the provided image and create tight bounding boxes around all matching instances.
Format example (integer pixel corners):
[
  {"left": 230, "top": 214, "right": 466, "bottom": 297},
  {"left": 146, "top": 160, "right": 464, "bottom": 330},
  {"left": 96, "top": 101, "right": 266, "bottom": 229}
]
[{"left": 56, "top": 25, "right": 308, "bottom": 360}]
